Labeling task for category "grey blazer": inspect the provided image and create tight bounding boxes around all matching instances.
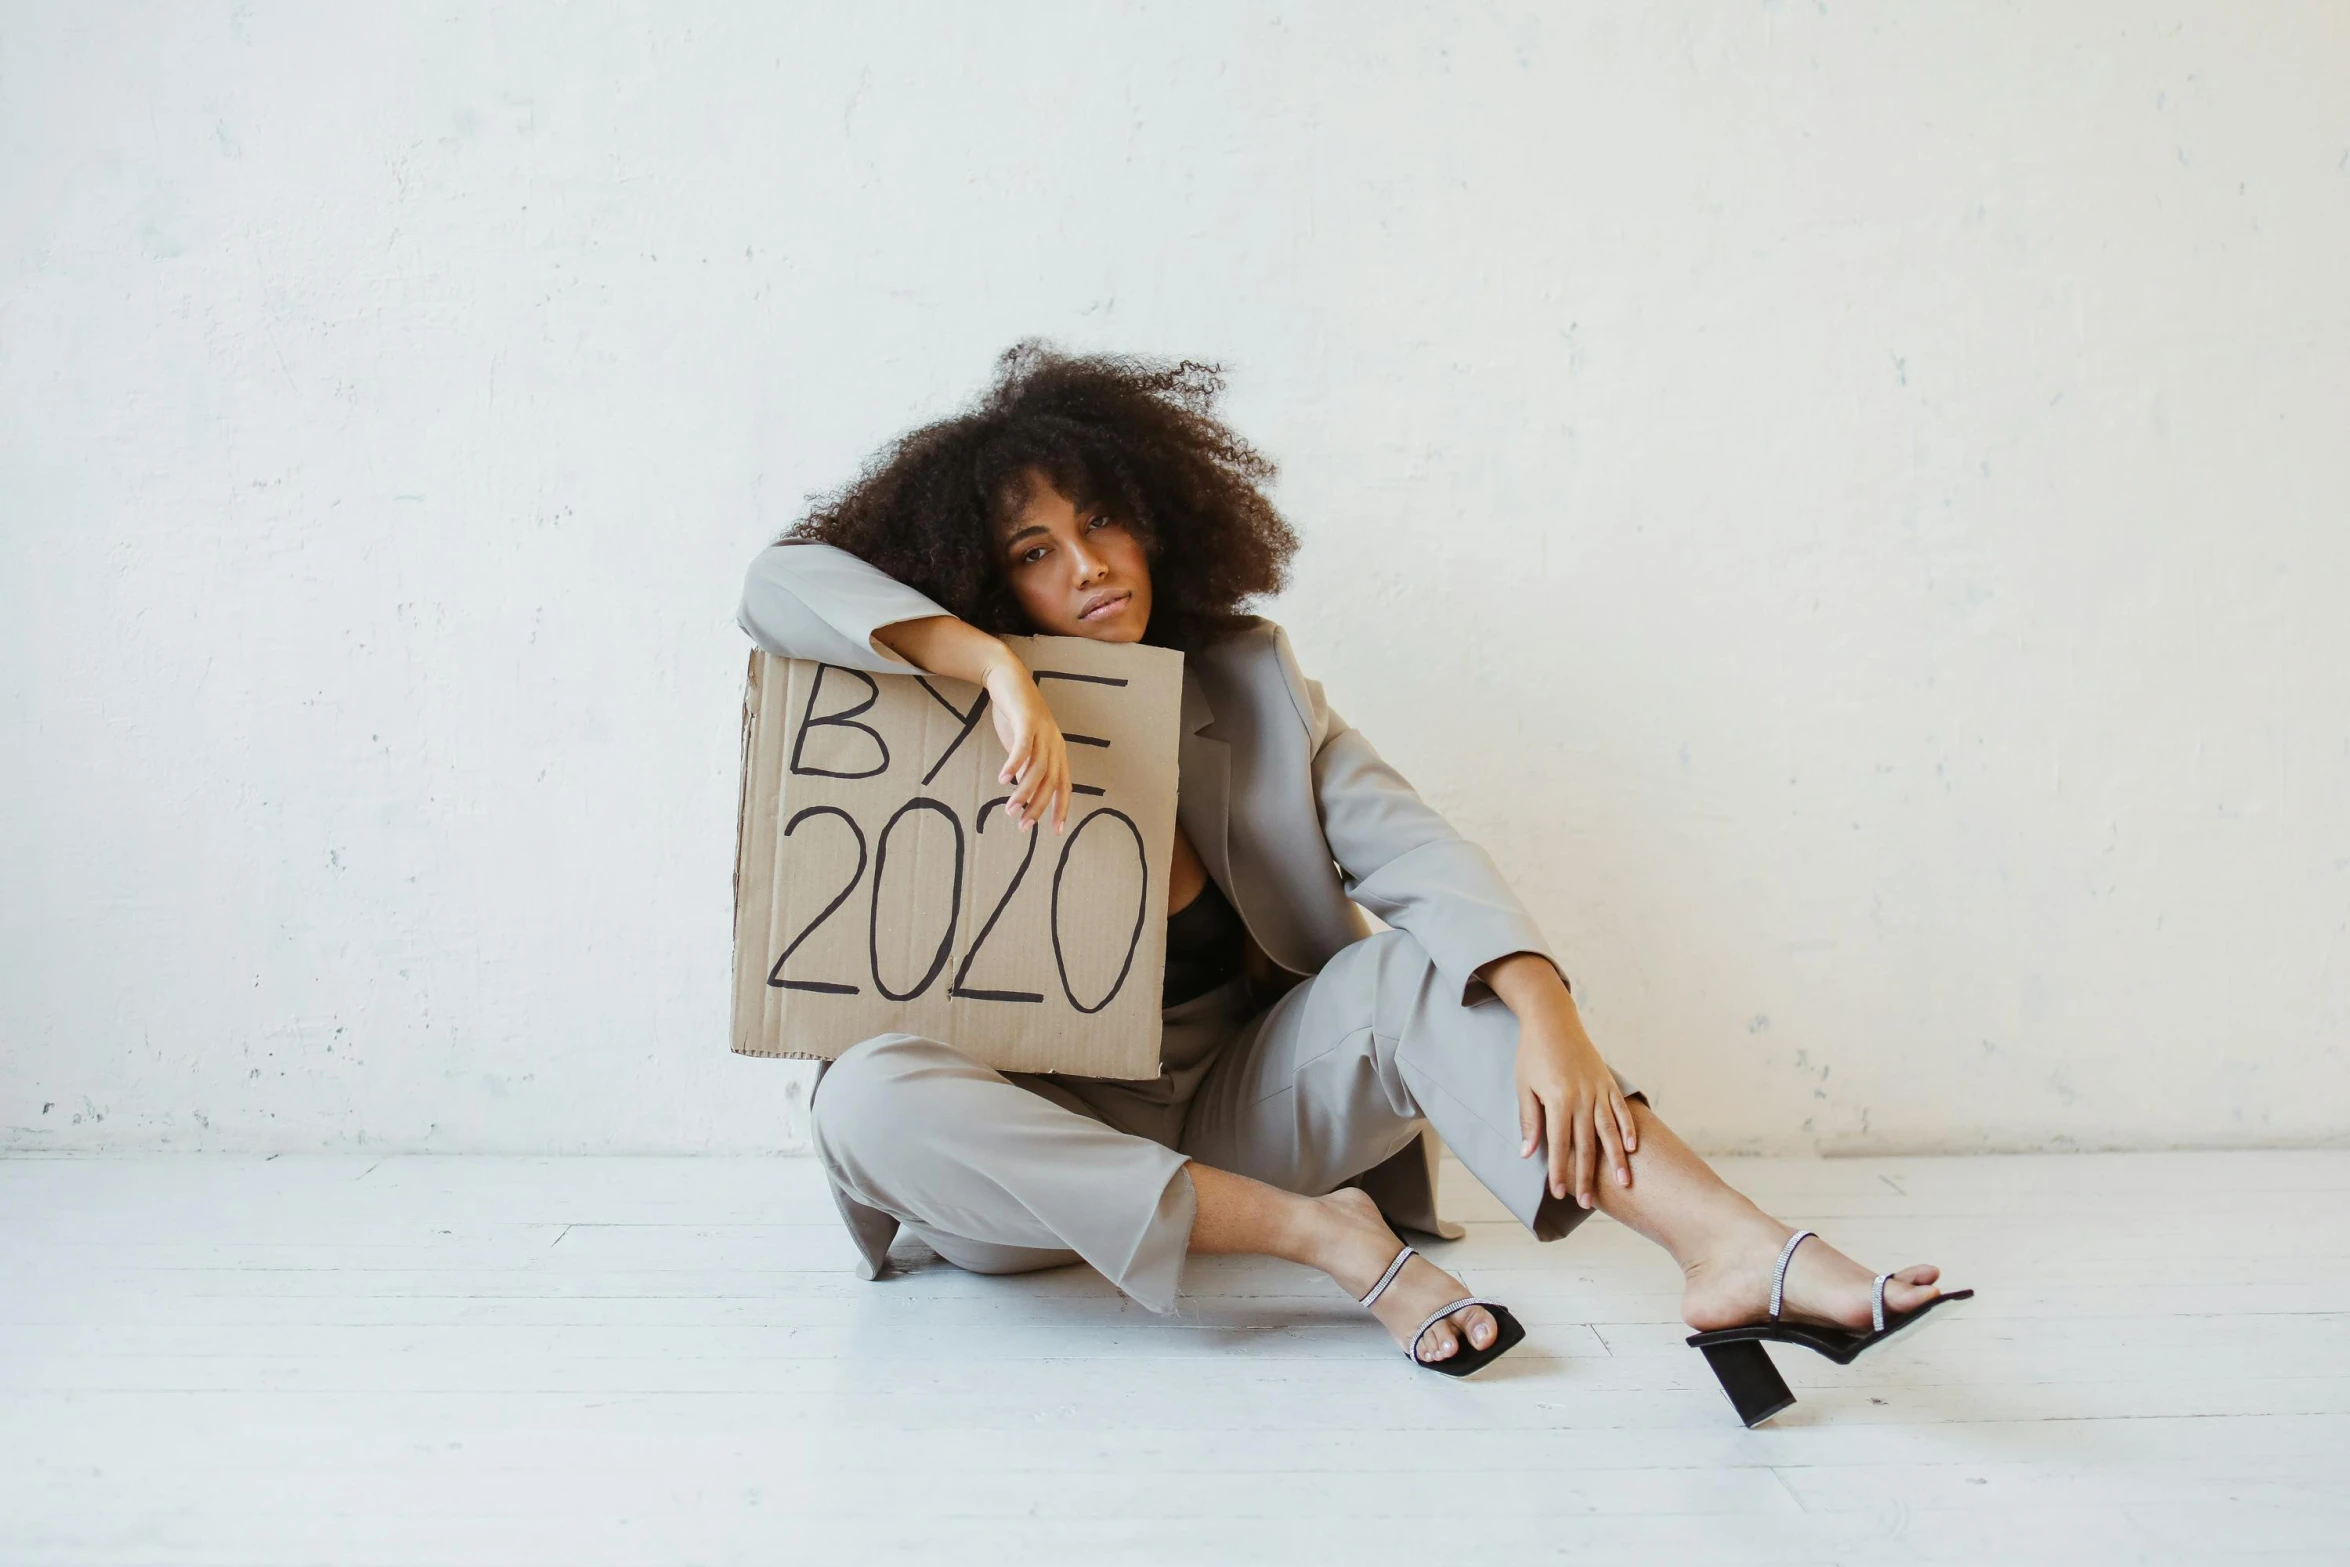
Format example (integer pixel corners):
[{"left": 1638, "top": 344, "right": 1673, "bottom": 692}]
[{"left": 735, "top": 539, "right": 1572, "bottom": 1235}]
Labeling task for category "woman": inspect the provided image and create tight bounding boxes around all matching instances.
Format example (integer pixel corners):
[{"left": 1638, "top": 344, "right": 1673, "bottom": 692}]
[{"left": 737, "top": 343, "right": 1960, "bottom": 1413}]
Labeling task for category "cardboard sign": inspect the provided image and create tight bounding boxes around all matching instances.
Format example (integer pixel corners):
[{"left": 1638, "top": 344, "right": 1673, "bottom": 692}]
[{"left": 731, "top": 635, "right": 1184, "bottom": 1079}]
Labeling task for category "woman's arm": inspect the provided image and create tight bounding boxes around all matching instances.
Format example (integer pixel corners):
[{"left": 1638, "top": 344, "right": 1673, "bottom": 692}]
[
  {"left": 866, "top": 613, "right": 1019, "bottom": 688},
  {"left": 738, "top": 539, "right": 960, "bottom": 675},
  {"left": 734, "top": 540, "right": 1076, "bottom": 832},
  {"left": 1286, "top": 626, "right": 1632, "bottom": 1206},
  {"left": 1297, "top": 663, "right": 1568, "bottom": 1008}
]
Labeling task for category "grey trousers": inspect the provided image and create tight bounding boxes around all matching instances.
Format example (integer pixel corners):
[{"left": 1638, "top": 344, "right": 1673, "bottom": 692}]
[{"left": 809, "top": 926, "right": 1642, "bottom": 1314}]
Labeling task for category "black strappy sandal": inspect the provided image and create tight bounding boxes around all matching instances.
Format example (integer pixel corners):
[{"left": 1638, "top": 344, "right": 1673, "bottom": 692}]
[
  {"left": 1357, "top": 1241, "right": 1527, "bottom": 1377},
  {"left": 1685, "top": 1228, "right": 1974, "bottom": 1426}
]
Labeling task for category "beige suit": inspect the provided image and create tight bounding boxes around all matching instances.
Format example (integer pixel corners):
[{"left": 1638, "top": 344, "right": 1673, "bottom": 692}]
[{"left": 737, "top": 541, "right": 1640, "bottom": 1310}]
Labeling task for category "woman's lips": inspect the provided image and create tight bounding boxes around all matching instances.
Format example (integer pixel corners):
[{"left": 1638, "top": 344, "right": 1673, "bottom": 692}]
[{"left": 1080, "top": 592, "right": 1131, "bottom": 621}]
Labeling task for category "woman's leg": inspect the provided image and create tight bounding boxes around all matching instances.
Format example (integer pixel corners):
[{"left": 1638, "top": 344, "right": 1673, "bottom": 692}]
[
  {"left": 813, "top": 1025, "right": 1488, "bottom": 1354},
  {"left": 1588, "top": 1098, "right": 1943, "bottom": 1331},
  {"left": 1180, "top": 930, "right": 1592, "bottom": 1363},
  {"left": 816, "top": 1026, "right": 1492, "bottom": 1358},
  {"left": 1183, "top": 928, "right": 1942, "bottom": 1340}
]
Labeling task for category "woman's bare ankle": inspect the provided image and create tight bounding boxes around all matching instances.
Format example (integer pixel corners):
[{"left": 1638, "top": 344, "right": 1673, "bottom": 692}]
[
  {"left": 1185, "top": 1161, "right": 1338, "bottom": 1266},
  {"left": 1283, "top": 1187, "right": 1381, "bottom": 1282}
]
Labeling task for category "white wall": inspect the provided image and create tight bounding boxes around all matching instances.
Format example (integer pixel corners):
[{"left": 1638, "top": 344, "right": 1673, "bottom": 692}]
[{"left": 4, "top": 2, "right": 2344, "bottom": 1156}]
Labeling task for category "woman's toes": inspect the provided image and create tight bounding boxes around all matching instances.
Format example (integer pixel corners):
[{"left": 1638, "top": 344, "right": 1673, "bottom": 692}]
[
  {"left": 1419, "top": 1307, "right": 1492, "bottom": 1361},
  {"left": 1885, "top": 1264, "right": 1943, "bottom": 1311}
]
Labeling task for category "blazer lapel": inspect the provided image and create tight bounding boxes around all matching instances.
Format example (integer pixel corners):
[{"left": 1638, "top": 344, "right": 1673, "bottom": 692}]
[{"left": 1175, "top": 662, "right": 1235, "bottom": 902}]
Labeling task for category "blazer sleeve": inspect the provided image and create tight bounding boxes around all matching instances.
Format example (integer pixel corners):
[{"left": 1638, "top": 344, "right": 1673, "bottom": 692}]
[
  {"left": 735, "top": 539, "right": 960, "bottom": 675},
  {"left": 1298, "top": 655, "right": 1571, "bottom": 1010}
]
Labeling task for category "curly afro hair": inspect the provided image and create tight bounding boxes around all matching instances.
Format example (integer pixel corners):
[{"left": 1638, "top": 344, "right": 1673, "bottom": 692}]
[{"left": 779, "top": 340, "right": 1301, "bottom": 653}]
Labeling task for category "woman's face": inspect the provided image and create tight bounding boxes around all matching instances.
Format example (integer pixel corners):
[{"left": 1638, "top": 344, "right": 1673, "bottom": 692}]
[{"left": 993, "top": 471, "right": 1154, "bottom": 643}]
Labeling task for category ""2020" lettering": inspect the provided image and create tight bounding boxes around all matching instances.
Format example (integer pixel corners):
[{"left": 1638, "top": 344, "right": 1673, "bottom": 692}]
[{"left": 765, "top": 798, "right": 1148, "bottom": 1014}]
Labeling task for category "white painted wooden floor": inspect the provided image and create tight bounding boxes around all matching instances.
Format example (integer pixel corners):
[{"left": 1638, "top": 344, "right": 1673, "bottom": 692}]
[{"left": 2, "top": 1150, "right": 2344, "bottom": 1565}]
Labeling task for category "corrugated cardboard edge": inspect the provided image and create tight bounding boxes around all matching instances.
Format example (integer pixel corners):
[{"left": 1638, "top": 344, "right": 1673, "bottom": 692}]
[{"left": 731, "top": 648, "right": 825, "bottom": 1063}]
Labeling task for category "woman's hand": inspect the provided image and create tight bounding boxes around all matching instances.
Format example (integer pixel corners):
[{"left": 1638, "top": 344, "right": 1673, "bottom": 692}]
[
  {"left": 871, "top": 616, "right": 1074, "bottom": 835},
  {"left": 1481, "top": 952, "right": 1638, "bottom": 1209},
  {"left": 982, "top": 659, "right": 1073, "bottom": 834}
]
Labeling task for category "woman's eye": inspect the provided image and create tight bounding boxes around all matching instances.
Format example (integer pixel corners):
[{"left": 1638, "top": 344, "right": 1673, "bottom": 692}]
[
  {"left": 1020, "top": 546, "right": 1047, "bottom": 564},
  {"left": 1089, "top": 514, "right": 1113, "bottom": 530}
]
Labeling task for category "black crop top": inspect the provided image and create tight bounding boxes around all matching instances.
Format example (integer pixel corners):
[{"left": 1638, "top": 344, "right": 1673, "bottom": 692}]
[{"left": 1162, "top": 874, "right": 1248, "bottom": 1008}]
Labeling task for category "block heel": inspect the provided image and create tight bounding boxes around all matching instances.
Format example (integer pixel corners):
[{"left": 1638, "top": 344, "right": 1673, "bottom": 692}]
[{"left": 1697, "top": 1339, "right": 1796, "bottom": 1428}]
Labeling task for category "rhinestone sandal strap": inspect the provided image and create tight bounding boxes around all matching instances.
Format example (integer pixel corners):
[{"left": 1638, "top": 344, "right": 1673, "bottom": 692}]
[
  {"left": 1768, "top": 1230, "right": 1816, "bottom": 1324},
  {"left": 1359, "top": 1243, "right": 1416, "bottom": 1308},
  {"left": 1871, "top": 1271, "right": 1894, "bottom": 1335},
  {"left": 1409, "top": 1296, "right": 1506, "bottom": 1361}
]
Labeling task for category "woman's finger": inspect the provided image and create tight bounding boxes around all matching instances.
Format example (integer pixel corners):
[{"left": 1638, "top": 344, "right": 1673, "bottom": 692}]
[
  {"left": 1517, "top": 1082, "right": 1541, "bottom": 1159},
  {"left": 1595, "top": 1099, "right": 1628, "bottom": 1188},
  {"left": 1570, "top": 1101, "right": 1597, "bottom": 1209},
  {"left": 1021, "top": 744, "right": 1057, "bottom": 821},
  {"left": 1543, "top": 1091, "right": 1572, "bottom": 1202},
  {"left": 1612, "top": 1089, "right": 1639, "bottom": 1161}
]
